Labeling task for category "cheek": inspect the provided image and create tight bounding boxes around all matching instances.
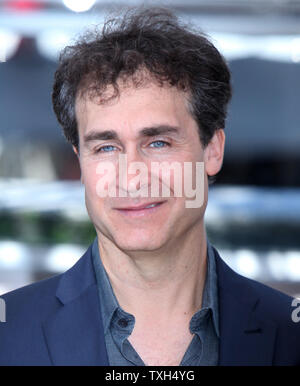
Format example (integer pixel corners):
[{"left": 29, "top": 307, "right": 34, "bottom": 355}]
[
  {"left": 82, "top": 159, "right": 120, "bottom": 214},
  {"left": 81, "top": 161, "right": 105, "bottom": 205},
  {"left": 82, "top": 164, "right": 97, "bottom": 189}
]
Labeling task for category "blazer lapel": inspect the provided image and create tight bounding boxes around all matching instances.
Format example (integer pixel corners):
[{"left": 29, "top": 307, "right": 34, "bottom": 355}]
[
  {"left": 215, "top": 248, "right": 277, "bottom": 366},
  {"left": 43, "top": 246, "right": 109, "bottom": 366}
]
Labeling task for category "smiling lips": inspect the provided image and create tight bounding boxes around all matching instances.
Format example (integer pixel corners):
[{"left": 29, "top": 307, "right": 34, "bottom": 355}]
[{"left": 114, "top": 200, "right": 166, "bottom": 216}]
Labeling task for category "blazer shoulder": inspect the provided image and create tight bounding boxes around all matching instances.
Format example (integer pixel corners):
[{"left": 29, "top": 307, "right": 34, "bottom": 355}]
[
  {"left": 240, "top": 271, "right": 300, "bottom": 364},
  {"left": 0, "top": 274, "right": 65, "bottom": 365},
  {"left": 244, "top": 274, "right": 293, "bottom": 311},
  {"left": 215, "top": 248, "right": 297, "bottom": 326},
  {"left": 0, "top": 245, "right": 95, "bottom": 365},
  {"left": 1, "top": 273, "right": 63, "bottom": 323},
  {"left": 230, "top": 268, "right": 298, "bottom": 329},
  {"left": 0, "top": 243, "right": 94, "bottom": 321}
]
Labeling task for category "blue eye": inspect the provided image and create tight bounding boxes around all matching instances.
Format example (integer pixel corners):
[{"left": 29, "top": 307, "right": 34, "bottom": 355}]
[
  {"left": 149, "top": 141, "right": 169, "bottom": 148},
  {"left": 97, "top": 145, "right": 117, "bottom": 152}
]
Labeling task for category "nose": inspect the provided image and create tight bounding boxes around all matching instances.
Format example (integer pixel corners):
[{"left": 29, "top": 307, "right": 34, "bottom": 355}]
[{"left": 117, "top": 147, "right": 150, "bottom": 197}]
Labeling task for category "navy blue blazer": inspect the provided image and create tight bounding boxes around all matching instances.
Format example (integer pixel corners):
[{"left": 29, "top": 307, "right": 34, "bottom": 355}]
[{"left": 0, "top": 244, "right": 299, "bottom": 366}]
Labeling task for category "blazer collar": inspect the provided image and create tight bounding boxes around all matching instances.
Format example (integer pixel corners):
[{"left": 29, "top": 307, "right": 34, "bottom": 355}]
[
  {"left": 43, "top": 245, "right": 109, "bottom": 366},
  {"left": 214, "top": 247, "right": 277, "bottom": 366}
]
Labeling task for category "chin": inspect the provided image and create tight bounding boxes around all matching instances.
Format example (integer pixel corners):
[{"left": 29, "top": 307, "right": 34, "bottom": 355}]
[{"left": 112, "top": 231, "right": 167, "bottom": 253}]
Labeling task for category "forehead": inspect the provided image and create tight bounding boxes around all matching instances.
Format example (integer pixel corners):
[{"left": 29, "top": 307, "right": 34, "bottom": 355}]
[{"left": 75, "top": 79, "right": 196, "bottom": 135}]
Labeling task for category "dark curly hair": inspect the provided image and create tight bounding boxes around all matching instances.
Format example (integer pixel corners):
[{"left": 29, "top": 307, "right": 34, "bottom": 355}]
[{"left": 52, "top": 7, "right": 232, "bottom": 150}]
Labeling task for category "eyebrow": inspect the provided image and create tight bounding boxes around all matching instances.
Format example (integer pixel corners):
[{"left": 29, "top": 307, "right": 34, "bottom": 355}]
[
  {"left": 83, "top": 125, "right": 180, "bottom": 144},
  {"left": 140, "top": 125, "right": 180, "bottom": 137},
  {"left": 83, "top": 130, "right": 118, "bottom": 143}
]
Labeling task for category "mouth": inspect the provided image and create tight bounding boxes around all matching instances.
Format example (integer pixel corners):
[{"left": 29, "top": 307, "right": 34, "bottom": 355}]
[{"left": 114, "top": 201, "right": 166, "bottom": 217}]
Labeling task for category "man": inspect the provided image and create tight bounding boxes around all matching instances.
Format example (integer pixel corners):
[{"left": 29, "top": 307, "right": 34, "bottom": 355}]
[{"left": 0, "top": 7, "right": 299, "bottom": 366}]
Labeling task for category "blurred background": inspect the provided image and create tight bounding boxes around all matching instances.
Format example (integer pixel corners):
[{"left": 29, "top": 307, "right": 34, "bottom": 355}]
[{"left": 1, "top": 0, "right": 300, "bottom": 297}]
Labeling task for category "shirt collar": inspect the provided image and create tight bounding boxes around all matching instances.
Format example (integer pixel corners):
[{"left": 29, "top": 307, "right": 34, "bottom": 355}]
[{"left": 92, "top": 237, "right": 219, "bottom": 337}]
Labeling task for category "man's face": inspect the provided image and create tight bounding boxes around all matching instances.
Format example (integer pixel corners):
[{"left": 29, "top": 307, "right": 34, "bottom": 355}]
[{"left": 75, "top": 80, "right": 224, "bottom": 253}]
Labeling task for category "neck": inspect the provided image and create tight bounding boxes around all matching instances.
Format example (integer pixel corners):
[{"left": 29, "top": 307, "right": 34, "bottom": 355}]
[{"left": 97, "top": 223, "right": 208, "bottom": 320}]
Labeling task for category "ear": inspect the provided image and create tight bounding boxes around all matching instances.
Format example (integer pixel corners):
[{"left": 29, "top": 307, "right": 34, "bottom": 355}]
[
  {"left": 72, "top": 145, "right": 79, "bottom": 158},
  {"left": 204, "top": 129, "right": 225, "bottom": 176},
  {"left": 72, "top": 145, "right": 84, "bottom": 184}
]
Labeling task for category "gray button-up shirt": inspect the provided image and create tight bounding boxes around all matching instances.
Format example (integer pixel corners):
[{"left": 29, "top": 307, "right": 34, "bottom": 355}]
[{"left": 92, "top": 238, "right": 219, "bottom": 366}]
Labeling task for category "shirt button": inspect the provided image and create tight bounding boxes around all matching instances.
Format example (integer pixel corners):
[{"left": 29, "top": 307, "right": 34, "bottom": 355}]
[{"left": 118, "top": 318, "right": 128, "bottom": 328}]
